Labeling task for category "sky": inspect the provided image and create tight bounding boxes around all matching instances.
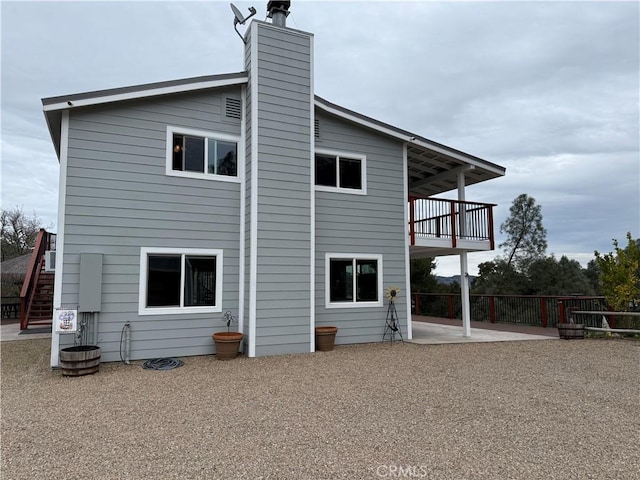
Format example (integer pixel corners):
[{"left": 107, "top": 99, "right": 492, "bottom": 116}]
[{"left": 1, "top": 0, "right": 639, "bottom": 277}]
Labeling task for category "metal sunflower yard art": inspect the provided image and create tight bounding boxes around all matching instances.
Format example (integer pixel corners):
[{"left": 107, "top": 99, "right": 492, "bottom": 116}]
[
  {"left": 383, "top": 286, "right": 404, "bottom": 342},
  {"left": 385, "top": 286, "right": 401, "bottom": 302}
]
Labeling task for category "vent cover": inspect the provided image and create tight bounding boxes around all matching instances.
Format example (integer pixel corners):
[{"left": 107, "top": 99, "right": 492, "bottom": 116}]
[
  {"left": 314, "top": 119, "right": 320, "bottom": 138},
  {"left": 225, "top": 97, "right": 242, "bottom": 120}
]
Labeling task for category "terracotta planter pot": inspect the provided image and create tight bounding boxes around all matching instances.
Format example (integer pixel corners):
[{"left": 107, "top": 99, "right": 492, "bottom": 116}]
[
  {"left": 212, "top": 332, "right": 244, "bottom": 360},
  {"left": 315, "top": 326, "right": 338, "bottom": 351},
  {"left": 557, "top": 323, "right": 585, "bottom": 340}
]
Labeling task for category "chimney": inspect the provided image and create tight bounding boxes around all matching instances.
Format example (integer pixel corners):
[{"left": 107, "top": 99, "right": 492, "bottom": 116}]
[{"left": 266, "top": 1, "right": 290, "bottom": 27}]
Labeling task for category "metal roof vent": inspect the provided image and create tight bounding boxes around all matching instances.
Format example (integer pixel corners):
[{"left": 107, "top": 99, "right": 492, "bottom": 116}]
[{"left": 267, "top": 1, "right": 290, "bottom": 27}]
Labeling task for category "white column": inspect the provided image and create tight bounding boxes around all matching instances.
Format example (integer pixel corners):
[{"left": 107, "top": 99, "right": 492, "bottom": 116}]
[
  {"left": 460, "top": 252, "right": 471, "bottom": 337},
  {"left": 458, "top": 172, "right": 471, "bottom": 337}
]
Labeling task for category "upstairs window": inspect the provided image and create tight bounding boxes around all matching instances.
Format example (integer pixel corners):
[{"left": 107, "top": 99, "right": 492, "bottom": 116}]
[
  {"left": 166, "top": 127, "right": 239, "bottom": 181},
  {"left": 315, "top": 149, "right": 366, "bottom": 194}
]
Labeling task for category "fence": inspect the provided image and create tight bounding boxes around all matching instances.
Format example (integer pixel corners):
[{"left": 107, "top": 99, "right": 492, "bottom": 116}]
[
  {"left": 1, "top": 296, "right": 21, "bottom": 320},
  {"left": 412, "top": 293, "right": 613, "bottom": 328}
]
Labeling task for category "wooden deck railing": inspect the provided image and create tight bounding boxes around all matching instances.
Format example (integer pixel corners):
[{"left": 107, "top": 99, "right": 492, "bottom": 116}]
[
  {"left": 19, "top": 229, "right": 55, "bottom": 329},
  {"left": 409, "top": 197, "right": 495, "bottom": 248},
  {"left": 412, "top": 293, "right": 615, "bottom": 328}
]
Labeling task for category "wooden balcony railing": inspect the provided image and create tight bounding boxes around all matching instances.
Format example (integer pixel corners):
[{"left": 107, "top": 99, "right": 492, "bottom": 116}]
[{"left": 409, "top": 197, "right": 495, "bottom": 248}]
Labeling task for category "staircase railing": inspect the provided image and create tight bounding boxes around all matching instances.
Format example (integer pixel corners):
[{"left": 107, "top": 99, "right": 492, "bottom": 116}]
[{"left": 19, "top": 229, "right": 53, "bottom": 330}]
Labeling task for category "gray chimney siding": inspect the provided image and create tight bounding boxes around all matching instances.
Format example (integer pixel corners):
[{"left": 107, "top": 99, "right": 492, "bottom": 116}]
[{"left": 244, "top": 21, "right": 314, "bottom": 356}]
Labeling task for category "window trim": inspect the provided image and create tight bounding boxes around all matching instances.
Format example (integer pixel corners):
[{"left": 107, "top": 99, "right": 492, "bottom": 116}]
[
  {"left": 138, "top": 247, "right": 224, "bottom": 315},
  {"left": 165, "top": 126, "right": 241, "bottom": 183},
  {"left": 314, "top": 148, "right": 367, "bottom": 195},
  {"left": 324, "top": 253, "right": 383, "bottom": 309}
]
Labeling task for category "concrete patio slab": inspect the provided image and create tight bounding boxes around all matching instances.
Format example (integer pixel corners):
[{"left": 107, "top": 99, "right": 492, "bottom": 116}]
[
  {"left": 0, "top": 321, "right": 51, "bottom": 342},
  {"left": 409, "top": 321, "right": 556, "bottom": 344}
]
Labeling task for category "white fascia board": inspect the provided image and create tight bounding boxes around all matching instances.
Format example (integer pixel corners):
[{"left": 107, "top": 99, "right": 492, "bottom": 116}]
[{"left": 43, "top": 76, "right": 248, "bottom": 112}]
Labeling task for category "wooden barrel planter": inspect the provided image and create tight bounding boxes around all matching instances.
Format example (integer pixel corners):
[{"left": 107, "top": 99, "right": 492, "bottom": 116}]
[
  {"left": 315, "top": 326, "right": 338, "bottom": 351},
  {"left": 557, "top": 323, "right": 585, "bottom": 340},
  {"left": 212, "top": 332, "right": 244, "bottom": 360},
  {"left": 59, "top": 345, "right": 101, "bottom": 376}
]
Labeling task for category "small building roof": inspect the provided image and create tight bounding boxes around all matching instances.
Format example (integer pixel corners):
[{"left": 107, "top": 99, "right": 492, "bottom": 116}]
[{"left": 1, "top": 253, "right": 32, "bottom": 277}]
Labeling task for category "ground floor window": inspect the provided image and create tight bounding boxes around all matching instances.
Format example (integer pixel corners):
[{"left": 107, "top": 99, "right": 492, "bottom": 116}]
[
  {"left": 139, "top": 248, "right": 223, "bottom": 315},
  {"left": 325, "top": 253, "right": 383, "bottom": 308}
]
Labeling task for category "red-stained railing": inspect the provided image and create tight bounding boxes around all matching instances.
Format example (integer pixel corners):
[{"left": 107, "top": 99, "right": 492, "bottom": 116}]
[
  {"left": 19, "top": 229, "right": 55, "bottom": 330},
  {"left": 409, "top": 197, "right": 495, "bottom": 248},
  {"left": 412, "top": 293, "right": 613, "bottom": 328}
]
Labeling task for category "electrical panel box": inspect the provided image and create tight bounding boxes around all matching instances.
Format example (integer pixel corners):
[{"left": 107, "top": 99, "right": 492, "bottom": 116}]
[{"left": 78, "top": 253, "right": 103, "bottom": 312}]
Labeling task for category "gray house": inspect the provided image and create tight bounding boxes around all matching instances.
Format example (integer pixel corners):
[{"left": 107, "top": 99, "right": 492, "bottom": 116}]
[{"left": 43, "top": 3, "right": 505, "bottom": 366}]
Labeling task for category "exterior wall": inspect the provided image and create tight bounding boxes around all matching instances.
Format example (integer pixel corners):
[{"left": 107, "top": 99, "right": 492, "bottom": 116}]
[
  {"left": 246, "top": 21, "right": 313, "bottom": 356},
  {"left": 60, "top": 88, "right": 243, "bottom": 362},
  {"left": 314, "top": 110, "right": 408, "bottom": 344}
]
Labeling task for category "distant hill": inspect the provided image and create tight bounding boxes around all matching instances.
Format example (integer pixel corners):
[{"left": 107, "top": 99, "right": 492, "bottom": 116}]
[{"left": 436, "top": 275, "right": 477, "bottom": 286}]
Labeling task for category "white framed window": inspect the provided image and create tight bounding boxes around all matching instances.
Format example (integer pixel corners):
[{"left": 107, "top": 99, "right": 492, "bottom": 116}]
[
  {"left": 166, "top": 126, "right": 240, "bottom": 182},
  {"left": 138, "top": 247, "right": 223, "bottom": 315},
  {"left": 315, "top": 148, "right": 367, "bottom": 195},
  {"left": 325, "top": 253, "right": 383, "bottom": 308}
]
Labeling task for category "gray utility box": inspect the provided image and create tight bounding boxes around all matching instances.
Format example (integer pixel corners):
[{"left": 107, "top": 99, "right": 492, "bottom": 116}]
[{"left": 78, "top": 253, "right": 103, "bottom": 312}]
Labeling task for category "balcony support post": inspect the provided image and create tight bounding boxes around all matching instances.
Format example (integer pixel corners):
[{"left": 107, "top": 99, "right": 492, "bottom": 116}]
[
  {"left": 459, "top": 251, "right": 471, "bottom": 337},
  {"left": 457, "top": 171, "right": 471, "bottom": 337}
]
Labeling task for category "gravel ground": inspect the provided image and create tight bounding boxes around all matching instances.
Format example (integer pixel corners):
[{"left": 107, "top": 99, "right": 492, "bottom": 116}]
[{"left": 1, "top": 338, "right": 639, "bottom": 479}]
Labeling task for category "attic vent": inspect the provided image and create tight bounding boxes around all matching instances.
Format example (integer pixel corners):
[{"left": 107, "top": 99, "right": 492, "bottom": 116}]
[
  {"left": 314, "top": 119, "right": 320, "bottom": 138},
  {"left": 225, "top": 97, "right": 242, "bottom": 120}
]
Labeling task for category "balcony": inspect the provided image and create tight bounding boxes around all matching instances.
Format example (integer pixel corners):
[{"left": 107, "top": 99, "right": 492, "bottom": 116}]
[{"left": 409, "top": 197, "right": 495, "bottom": 256}]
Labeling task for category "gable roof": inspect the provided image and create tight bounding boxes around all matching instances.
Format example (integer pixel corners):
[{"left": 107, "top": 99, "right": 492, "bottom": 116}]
[{"left": 42, "top": 71, "right": 505, "bottom": 196}]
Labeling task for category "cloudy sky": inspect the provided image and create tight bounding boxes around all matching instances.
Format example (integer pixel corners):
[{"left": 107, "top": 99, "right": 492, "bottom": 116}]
[{"left": 1, "top": 0, "right": 638, "bottom": 276}]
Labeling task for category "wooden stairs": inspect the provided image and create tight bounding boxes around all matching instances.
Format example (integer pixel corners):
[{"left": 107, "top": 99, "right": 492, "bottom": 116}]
[
  {"left": 24, "top": 271, "right": 54, "bottom": 327},
  {"left": 20, "top": 229, "right": 56, "bottom": 330}
]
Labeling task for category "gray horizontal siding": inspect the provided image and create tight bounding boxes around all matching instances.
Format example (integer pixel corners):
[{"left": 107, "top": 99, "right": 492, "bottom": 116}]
[
  {"left": 60, "top": 87, "right": 244, "bottom": 362},
  {"left": 314, "top": 110, "right": 408, "bottom": 345}
]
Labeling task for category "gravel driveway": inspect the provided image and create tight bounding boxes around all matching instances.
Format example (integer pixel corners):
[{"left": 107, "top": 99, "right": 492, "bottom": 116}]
[{"left": 1, "top": 338, "right": 638, "bottom": 479}]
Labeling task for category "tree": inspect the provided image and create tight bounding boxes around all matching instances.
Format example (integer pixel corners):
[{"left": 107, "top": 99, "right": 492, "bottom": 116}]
[
  {"left": 527, "top": 255, "right": 595, "bottom": 296},
  {"left": 410, "top": 257, "right": 438, "bottom": 293},
  {"left": 594, "top": 233, "right": 640, "bottom": 311},
  {"left": 0, "top": 207, "right": 44, "bottom": 261},
  {"left": 499, "top": 194, "right": 547, "bottom": 271},
  {"left": 472, "top": 259, "right": 528, "bottom": 295},
  {"left": 584, "top": 259, "right": 601, "bottom": 294}
]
